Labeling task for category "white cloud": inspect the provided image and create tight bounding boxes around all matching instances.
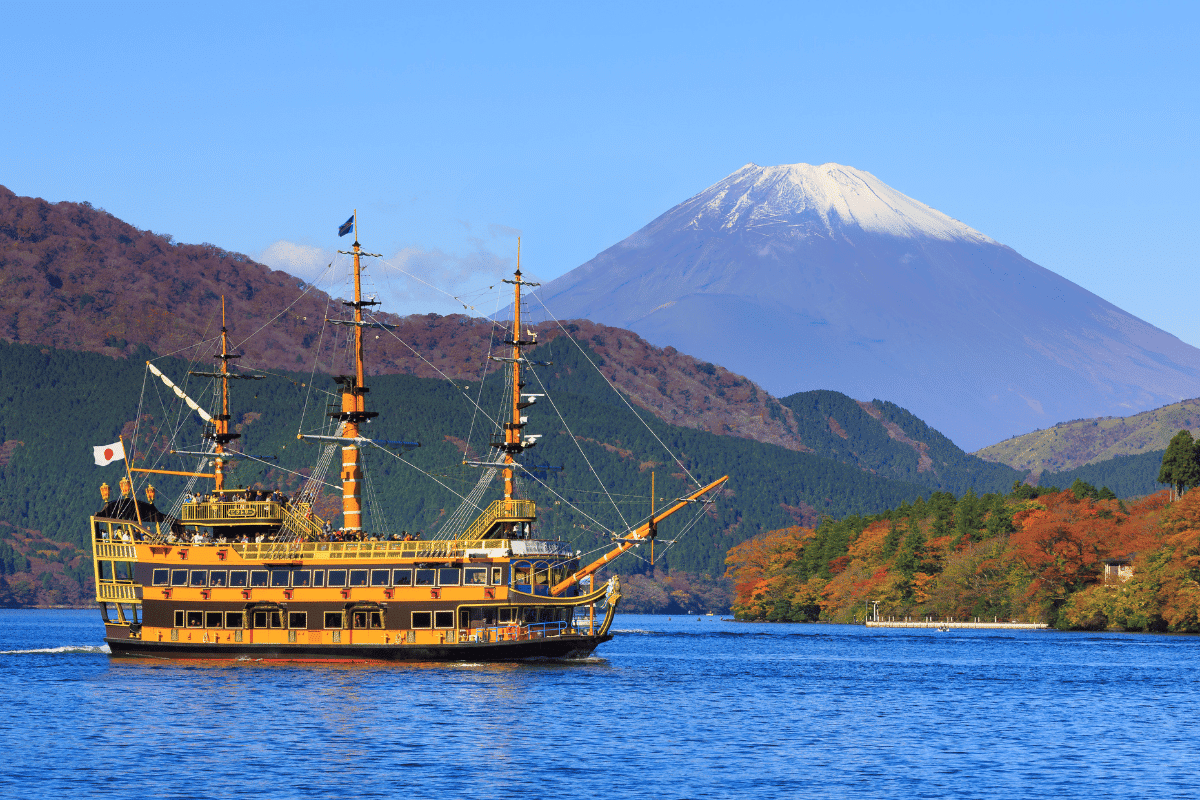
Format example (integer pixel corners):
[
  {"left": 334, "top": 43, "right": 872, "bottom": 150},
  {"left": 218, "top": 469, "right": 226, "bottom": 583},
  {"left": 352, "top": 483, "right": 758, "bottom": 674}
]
[
  {"left": 259, "top": 239, "right": 515, "bottom": 318},
  {"left": 372, "top": 246, "right": 512, "bottom": 317},
  {"left": 258, "top": 240, "right": 336, "bottom": 285}
]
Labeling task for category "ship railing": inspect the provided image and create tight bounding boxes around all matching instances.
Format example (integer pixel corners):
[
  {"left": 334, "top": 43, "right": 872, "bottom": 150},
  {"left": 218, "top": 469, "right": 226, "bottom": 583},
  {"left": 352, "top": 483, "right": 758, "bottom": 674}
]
[
  {"left": 181, "top": 500, "right": 284, "bottom": 524},
  {"left": 460, "top": 499, "right": 536, "bottom": 542},
  {"left": 277, "top": 502, "right": 326, "bottom": 541},
  {"left": 96, "top": 580, "right": 139, "bottom": 601},
  {"left": 94, "top": 542, "right": 140, "bottom": 560},
  {"left": 460, "top": 621, "right": 569, "bottom": 643},
  {"left": 226, "top": 538, "right": 509, "bottom": 560}
]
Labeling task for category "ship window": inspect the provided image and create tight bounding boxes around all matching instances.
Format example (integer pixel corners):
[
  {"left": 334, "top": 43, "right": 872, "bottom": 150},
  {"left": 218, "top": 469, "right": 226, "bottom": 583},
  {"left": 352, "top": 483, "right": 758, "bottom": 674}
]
[
  {"left": 349, "top": 570, "right": 369, "bottom": 587},
  {"left": 414, "top": 569, "right": 435, "bottom": 586},
  {"left": 190, "top": 570, "right": 207, "bottom": 587},
  {"left": 411, "top": 611, "right": 432, "bottom": 628},
  {"left": 114, "top": 562, "right": 133, "bottom": 581},
  {"left": 492, "top": 567, "right": 503, "bottom": 585},
  {"left": 292, "top": 570, "right": 311, "bottom": 587},
  {"left": 225, "top": 612, "right": 244, "bottom": 628},
  {"left": 249, "top": 570, "right": 268, "bottom": 587},
  {"left": 392, "top": 569, "right": 412, "bottom": 586},
  {"left": 252, "top": 610, "right": 282, "bottom": 628},
  {"left": 370, "top": 569, "right": 390, "bottom": 587},
  {"left": 152, "top": 569, "right": 169, "bottom": 586},
  {"left": 186, "top": 611, "right": 203, "bottom": 628},
  {"left": 205, "top": 611, "right": 223, "bottom": 628},
  {"left": 498, "top": 607, "right": 514, "bottom": 624},
  {"left": 438, "top": 568, "right": 460, "bottom": 586},
  {"left": 270, "top": 569, "right": 290, "bottom": 587},
  {"left": 434, "top": 610, "right": 454, "bottom": 629},
  {"left": 209, "top": 570, "right": 228, "bottom": 587},
  {"left": 532, "top": 562, "right": 550, "bottom": 585},
  {"left": 174, "top": 610, "right": 185, "bottom": 627},
  {"left": 351, "top": 611, "right": 369, "bottom": 629},
  {"left": 171, "top": 569, "right": 188, "bottom": 586},
  {"left": 229, "top": 570, "right": 248, "bottom": 587},
  {"left": 324, "top": 611, "right": 343, "bottom": 629},
  {"left": 328, "top": 570, "right": 347, "bottom": 587},
  {"left": 98, "top": 561, "right": 113, "bottom": 581},
  {"left": 312, "top": 571, "right": 325, "bottom": 587},
  {"left": 288, "top": 612, "right": 307, "bottom": 629},
  {"left": 464, "top": 568, "right": 487, "bottom": 585}
]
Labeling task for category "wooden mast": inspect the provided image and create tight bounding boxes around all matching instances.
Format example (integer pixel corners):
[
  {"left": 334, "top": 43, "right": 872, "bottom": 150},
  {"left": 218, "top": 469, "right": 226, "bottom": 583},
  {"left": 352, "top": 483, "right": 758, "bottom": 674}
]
[
  {"left": 503, "top": 240, "right": 522, "bottom": 500},
  {"left": 341, "top": 210, "right": 368, "bottom": 532},
  {"left": 212, "top": 296, "right": 236, "bottom": 492}
]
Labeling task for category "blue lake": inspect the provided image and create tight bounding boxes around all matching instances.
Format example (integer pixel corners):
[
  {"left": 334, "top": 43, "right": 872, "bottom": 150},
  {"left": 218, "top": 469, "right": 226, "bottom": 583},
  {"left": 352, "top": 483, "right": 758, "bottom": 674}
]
[{"left": 2, "top": 609, "right": 1197, "bottom": 799}]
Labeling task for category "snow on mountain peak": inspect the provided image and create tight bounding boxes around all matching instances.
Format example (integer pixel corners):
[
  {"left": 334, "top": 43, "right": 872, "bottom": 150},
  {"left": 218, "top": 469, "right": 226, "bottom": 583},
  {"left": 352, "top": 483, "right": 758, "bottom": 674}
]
[{"left": 681, "top": 162, "right": 994, "bottom": 244}]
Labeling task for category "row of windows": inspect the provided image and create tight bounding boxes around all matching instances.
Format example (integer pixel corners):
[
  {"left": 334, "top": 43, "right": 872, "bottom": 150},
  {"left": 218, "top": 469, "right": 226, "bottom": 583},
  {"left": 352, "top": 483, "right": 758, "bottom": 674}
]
[
  {"left": 153, "top": 566, "right": 502, "bottom": 589},
  {"left": 173, "top": 609, "right": 384, "bottom": 630},
  {"left": 171, "top": 606, "right": 571, "bottom": 630}
]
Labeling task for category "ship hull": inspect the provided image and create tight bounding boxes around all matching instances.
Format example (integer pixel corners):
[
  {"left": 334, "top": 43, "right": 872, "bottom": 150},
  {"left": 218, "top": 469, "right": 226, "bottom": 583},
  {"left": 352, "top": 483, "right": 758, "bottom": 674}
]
[{"left": 105, "top": 633, "right": 612, "bottom": 662}]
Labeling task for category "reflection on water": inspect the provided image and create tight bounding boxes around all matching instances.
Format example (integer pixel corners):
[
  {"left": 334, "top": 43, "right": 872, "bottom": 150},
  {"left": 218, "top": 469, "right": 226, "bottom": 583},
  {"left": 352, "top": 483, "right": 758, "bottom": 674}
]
[{"left": 2, "top": 610, "right": 1199, "bottom": 799}]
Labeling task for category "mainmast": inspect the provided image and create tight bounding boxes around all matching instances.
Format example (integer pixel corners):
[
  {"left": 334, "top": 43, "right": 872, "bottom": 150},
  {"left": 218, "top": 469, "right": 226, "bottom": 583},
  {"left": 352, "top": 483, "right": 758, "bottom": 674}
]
[{"left": 332, "top": 212, "right": 379, "bottom": 532}]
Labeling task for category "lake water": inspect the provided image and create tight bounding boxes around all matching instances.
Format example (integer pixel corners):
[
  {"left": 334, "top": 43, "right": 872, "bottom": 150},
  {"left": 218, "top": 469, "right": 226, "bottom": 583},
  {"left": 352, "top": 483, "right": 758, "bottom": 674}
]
[{"left": 2, "top": 610, "right": 1197, "bottom": 799}]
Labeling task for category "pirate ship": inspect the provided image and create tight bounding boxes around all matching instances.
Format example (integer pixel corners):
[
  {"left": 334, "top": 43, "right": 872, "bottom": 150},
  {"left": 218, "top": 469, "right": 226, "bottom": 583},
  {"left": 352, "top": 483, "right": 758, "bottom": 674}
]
[{"left": 89, "top": 218, "right": 727, "bottom": 660}]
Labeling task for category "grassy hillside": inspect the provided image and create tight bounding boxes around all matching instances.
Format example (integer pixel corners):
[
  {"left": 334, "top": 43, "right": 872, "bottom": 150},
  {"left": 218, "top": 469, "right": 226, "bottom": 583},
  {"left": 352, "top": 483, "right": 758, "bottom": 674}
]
[{"left": 974, "top": 398, "right": 1200, "bottom": 474}]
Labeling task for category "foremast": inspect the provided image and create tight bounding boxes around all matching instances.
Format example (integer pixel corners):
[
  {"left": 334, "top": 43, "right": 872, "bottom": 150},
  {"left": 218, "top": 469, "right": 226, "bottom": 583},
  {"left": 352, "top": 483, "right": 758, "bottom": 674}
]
[{"left": 209, "top": 298, "right": 240, "bottom": 491}]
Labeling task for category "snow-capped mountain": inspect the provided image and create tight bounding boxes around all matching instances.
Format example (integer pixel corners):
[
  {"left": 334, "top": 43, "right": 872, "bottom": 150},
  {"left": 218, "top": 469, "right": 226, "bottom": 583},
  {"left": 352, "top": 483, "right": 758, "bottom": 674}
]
[{"left": 533, "top": 163, "right": 1200, "bottom": 450}]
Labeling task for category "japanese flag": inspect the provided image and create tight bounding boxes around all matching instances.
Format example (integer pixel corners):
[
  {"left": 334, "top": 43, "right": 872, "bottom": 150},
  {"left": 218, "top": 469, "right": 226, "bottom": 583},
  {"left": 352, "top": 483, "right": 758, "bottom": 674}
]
[{"left": 93, "top": 441, "right": 125, "bottom": 466}]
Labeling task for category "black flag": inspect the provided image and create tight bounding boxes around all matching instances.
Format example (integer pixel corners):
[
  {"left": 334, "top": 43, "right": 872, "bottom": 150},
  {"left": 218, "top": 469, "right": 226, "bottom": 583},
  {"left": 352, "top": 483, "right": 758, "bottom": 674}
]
[{"left": 338, "top": 215, "right": 354, "bottom": 237}]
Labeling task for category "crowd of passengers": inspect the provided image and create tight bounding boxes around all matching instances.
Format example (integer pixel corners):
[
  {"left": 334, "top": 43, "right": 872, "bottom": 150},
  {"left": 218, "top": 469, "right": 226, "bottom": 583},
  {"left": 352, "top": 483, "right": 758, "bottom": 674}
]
[
  {"left": 164, "top": 528, "right": 427, "bottom": 545},
  {"left": 184, "top": 488, "right": 289, "bottom": 504}
]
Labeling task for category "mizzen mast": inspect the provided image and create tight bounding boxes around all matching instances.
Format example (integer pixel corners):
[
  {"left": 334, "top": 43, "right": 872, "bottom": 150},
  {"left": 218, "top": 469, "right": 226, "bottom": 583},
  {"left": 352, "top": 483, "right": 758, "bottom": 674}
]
[{"left": 493, "top": 240, "right": 543, "bottom": 500}]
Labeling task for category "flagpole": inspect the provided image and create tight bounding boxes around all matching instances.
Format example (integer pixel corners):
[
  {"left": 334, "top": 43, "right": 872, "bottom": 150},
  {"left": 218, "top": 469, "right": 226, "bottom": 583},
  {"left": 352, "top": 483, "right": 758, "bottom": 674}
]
[{"left": 119, "top": 435, "right": 143, "bottom": 527}]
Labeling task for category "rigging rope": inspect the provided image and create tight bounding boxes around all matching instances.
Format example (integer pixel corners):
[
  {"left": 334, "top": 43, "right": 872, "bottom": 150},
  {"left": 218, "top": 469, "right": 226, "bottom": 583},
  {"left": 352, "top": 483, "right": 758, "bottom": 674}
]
[{"left": 530, "top": 292, "right": 699, "bottom": 487}]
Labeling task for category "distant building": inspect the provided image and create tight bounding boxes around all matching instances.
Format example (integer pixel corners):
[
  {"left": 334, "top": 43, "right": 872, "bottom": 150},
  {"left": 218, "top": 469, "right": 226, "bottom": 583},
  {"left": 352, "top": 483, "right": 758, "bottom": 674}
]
[{"left": 1103, "top": 556, "right": 1135, "bottom": 585}]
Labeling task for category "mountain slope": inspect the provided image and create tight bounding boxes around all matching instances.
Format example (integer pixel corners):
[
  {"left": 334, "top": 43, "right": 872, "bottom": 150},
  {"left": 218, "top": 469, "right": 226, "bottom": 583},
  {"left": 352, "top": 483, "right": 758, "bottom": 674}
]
[
  {"left": 975, "top": 398, "right": 1200, "bottom": 474},
  {"left": 532, "top": 163, "right": 1200, "bottom": 450},
  {"left": 779, "top": 390, "right": 1023, "bottom": 494}
]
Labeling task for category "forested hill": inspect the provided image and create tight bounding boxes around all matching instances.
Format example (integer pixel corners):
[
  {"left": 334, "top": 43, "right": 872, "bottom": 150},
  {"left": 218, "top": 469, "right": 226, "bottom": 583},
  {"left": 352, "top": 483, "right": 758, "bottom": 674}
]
[
  {"left": 0, "top": 337, "right": 943, "bottom": 606},
  {"left": 779, "top": 390, "right": 1024, "bottom": 496}
]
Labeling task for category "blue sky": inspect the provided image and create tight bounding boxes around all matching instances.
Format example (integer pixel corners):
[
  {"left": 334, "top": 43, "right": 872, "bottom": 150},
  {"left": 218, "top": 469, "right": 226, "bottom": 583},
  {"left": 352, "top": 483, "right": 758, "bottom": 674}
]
[{"left": 3, "top": 2, "right": 1198, "bottom": 340}]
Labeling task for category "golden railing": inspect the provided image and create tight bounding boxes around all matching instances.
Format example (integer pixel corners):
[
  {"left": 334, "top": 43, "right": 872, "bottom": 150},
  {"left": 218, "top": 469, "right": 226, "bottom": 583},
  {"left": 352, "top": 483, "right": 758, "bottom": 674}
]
[
  {"left": 228, "top": 539, "right": 509, "bottom": 561},
  {"left": 460, "top": 499, "right": 536, "bottom": 542},
  {"left": 97, "top": 581, "right": 139, "bottom": 600},
  {"left": 182, "top": 501, "right": 284, "bottom": 524},
  {"left": 95, "top": 543, "right": 138, "bottom": 560}
]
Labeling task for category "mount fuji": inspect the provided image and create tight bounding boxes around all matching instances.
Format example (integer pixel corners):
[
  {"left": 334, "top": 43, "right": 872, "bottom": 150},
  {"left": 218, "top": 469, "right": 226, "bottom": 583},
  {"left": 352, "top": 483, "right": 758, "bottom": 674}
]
[{"left": 533, "top": 163, "right": 1200, "bottom": 450}]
